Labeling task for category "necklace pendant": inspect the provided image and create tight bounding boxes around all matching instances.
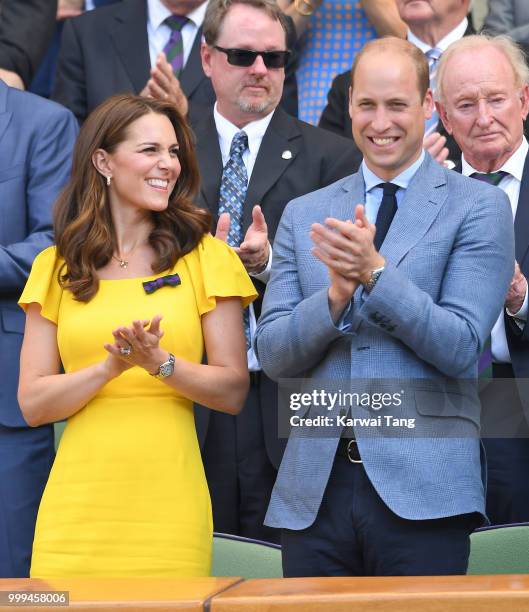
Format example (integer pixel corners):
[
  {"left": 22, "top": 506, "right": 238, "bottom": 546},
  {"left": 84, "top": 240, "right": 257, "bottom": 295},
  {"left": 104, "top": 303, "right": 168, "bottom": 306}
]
[{"left": 119, "top": 259, "right": 128, "bottom": 269}]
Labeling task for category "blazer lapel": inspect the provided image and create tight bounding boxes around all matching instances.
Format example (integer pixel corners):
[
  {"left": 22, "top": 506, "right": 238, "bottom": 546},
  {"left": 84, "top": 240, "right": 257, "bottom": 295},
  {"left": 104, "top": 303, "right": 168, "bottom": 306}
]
[
  {"left": 331, "top": 171, "right": 365, "bottom": 222},
  {"left": 514, "top": 151, "right": 529, "bottom": 267},
  {"left": 193, "top": 113, "right": 223, "bottom": 216},
  {"left": 180, "top": 27, "right": 206, "bottom": 98},
  {"left": 0, "top": 82, "right": 12, "bottom": 145},
  {"left": 380, "top": 155, "right": 447, "bottom": 265},
  {"left": 242, "top": 108, "right": 300, "bottom": 232},
  {"left": 109, "top": 0, "right": 151, "bottom": 93}
]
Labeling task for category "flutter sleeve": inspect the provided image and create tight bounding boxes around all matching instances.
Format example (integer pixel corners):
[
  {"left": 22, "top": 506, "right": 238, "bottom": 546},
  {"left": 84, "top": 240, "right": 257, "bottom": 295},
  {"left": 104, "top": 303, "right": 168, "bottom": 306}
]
[
  {"left": 18, "top": 246, "right": 63, "bottom": 324},
  {"left": 188, "top": 234, "right": 258, "bottom": 316}
]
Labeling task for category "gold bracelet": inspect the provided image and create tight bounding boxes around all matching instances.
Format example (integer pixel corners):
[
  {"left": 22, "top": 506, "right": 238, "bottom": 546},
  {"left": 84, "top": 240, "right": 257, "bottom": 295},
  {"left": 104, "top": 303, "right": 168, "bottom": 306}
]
[{"left": 294, "top": 0, "right": 315, "bottom": 17}]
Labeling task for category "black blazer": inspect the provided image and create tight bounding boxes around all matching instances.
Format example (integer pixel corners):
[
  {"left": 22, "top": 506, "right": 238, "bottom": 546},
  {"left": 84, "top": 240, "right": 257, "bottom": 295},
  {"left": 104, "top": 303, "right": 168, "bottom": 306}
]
[
  {"left": 318, "top": 21, "right": 476, "bottom": 164},
  {"left": 52, "top": 0, "right": 299, "bottom": 123},
  {"left": 193, "top": 107, "right": 362, "bottom": 467},
  {"left": 0, "top": 0, "right": 57, "bottom": 86},
  {"left": 505, "top": 152, "right": 529, "bottom": 383},
  {"left": 455, "top": 153, "right": 529, "bottom": 416}
]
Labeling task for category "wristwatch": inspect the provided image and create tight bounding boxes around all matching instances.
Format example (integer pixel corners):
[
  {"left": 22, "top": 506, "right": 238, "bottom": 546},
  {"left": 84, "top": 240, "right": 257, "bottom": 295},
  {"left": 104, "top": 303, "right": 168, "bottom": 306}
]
[
  {"left": 151, "top": 353, "right": 175, "bottom": 378},
  {"left": 364, "top": 266, "right": 385, "bottom": 293}
]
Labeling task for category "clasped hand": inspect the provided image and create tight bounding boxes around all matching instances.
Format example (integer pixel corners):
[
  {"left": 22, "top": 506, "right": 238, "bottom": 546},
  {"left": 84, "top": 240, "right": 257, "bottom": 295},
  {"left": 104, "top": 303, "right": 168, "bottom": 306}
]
[
  {"left": 310, "top": 204, "right": 384, "bottom": 316},
  {"left": 104, "top": 315, "right": 168, "bottom": 377},
  {"left": 140, "top": 52, "right": 189, "bottom": 116},
  {"left": 215, "top": 205, "right": 270, "bottom": 275}
]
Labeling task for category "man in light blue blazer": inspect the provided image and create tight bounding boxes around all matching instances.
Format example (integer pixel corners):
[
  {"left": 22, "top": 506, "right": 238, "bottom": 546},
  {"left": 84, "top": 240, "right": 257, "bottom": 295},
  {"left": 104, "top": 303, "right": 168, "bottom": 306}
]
[
  {"left": 0, "top": 79, "right": 78, "bottom": 577},
  {"left": 255, "top": 37, "right": 515, "bottom": 577}
]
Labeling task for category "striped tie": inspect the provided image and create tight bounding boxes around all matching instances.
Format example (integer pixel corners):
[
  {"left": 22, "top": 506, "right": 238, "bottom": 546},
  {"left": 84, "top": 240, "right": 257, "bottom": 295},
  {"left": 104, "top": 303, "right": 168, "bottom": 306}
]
[
  {"left": 470, "top": 171, "right": 508, "bottom": 187},
  {"left": 218, "top": 132, "right": 252, "bottom": 349},
  {"left": 163, "top": 15, "right": 189, "bottom": 78},
  {"left": 425, "top": 47, "right": 442, "bottom": 135}
]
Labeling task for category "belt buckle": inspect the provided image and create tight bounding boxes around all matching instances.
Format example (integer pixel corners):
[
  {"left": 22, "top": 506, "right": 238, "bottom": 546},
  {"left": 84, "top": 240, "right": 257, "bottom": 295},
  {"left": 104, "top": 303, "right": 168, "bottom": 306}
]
[{"left": 346, "top": 439, "right": 362, "bottom": 464}]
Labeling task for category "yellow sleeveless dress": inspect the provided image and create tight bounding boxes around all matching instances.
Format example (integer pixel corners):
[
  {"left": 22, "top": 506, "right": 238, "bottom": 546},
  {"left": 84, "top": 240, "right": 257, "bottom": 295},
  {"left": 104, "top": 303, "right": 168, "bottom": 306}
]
[{"left": 19, "top": 235, "right": 256, "bottom": 578}]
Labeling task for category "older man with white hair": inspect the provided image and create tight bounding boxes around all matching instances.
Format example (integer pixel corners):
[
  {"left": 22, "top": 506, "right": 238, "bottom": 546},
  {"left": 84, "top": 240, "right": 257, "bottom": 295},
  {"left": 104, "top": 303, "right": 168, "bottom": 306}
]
[{"left": 437, "top": 34, "right": 529, "bottom": 525}]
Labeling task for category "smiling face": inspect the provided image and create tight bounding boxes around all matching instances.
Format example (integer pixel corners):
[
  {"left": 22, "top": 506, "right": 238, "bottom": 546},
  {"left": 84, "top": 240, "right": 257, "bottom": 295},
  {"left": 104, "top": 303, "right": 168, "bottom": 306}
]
[
  {"left": 99, "top": 112, "right": 181, "bottom": 215},
  {"left": 438, "top": 45, "right": 529, "bottom": 172},
  {"left": 201, "top": 4, "right": 286, "bottom": 127},
  {"left": 349, "top": 48, "right": 433, "bottom": 181}
]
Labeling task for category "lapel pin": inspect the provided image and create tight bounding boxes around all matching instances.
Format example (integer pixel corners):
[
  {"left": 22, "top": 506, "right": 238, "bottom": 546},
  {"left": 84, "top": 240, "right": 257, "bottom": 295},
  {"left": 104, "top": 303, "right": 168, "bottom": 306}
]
[{"left": 282, "top": 150, "right": 293, "bottom": 160}]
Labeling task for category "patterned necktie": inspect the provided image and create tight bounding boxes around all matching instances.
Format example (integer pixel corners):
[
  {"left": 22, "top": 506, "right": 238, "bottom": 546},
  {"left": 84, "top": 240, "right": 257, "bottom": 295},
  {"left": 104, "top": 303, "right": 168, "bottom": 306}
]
[
  {"left": 218, "top": 131, "right": 251, "bottom": 349},
  {"left": 425, "top": 47, "right": 442, "bottom": 135},
  {"left": 163, "top": 15, "right": 189, "bottom": 78},
  {"left": 470, "top": 170, "right": 509, "bottom": 376},
  {"left": 374, "top": 183, "right": 399, "bottom": 250},
  {"left": 470, "top": 171, "right": 509, "bottom": 187}
]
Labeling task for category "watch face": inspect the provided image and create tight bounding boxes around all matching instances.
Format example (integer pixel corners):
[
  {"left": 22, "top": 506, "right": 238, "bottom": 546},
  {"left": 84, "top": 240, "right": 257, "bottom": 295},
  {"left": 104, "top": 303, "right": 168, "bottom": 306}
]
[{"left": 159, "top": 362, "right": 174, "bottom": 378}]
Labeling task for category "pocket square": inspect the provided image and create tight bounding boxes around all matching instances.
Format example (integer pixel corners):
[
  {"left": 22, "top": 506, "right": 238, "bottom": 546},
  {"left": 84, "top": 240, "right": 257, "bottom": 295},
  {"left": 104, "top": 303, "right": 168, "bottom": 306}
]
[{"left": 142, "top": 273, "right": 181, "bottom": 294}]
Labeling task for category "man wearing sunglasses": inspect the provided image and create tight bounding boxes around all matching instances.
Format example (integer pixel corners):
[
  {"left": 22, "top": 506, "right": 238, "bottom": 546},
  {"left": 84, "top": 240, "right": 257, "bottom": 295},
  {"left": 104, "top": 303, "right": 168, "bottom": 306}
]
[
  {"left": 51, "top": 0, "right": 298, "bottom": 124},
  {"left": 193, "top": 0, "right": 361, "bottom": 544}
]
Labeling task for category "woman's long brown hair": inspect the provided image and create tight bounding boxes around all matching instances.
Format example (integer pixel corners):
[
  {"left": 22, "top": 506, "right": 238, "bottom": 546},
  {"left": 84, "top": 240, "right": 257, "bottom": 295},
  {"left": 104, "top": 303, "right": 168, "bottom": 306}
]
[{"left": 54, "top": 94, "right": 212, "bottom": 302}]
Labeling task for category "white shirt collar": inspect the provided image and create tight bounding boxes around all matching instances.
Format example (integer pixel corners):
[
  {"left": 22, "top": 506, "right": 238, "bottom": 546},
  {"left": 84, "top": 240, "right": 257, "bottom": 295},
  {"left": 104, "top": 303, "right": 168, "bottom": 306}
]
[
  {"left": 213, "top": 103, "right": 275, "bottom": 161},
  {"left": 462, "top": 137, "right": 528, "bottom": 181},
  {"left": 147, "top": 0, "right": 207, "bottom": 31},
  {"left": 407, "top": 17, "right": 468, "bottom": 54}
]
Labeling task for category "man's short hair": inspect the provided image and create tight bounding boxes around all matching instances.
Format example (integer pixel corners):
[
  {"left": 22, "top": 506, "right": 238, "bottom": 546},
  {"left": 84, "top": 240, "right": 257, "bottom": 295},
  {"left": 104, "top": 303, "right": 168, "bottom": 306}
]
[
  {"left": 349, "top": 37, "right": 430, "bottom": 101},
  {"left": 203, "top": 0, "right": 291, "bottom": 48},
  {"left": 436, "top": 34, "right": 529, "bottom": 105}
]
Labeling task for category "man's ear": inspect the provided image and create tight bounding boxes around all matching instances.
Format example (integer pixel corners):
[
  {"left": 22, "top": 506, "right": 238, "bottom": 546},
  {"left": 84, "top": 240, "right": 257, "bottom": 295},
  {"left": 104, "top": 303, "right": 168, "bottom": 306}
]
[
  {"left": 423, "top": 87, "right": 434, "bottom": 121},
  {"left": 92, "top": 149, "right": 112, "bottom": 178},
  {"left": 437, "top": 100, "right": 453, "bottom": 135},
  {"left": 520, "top": 83, "right": 529, "bottom": 121},
  {"left": 201, "top": 42, "right": 213, "bottom": 77},
  {"left": 348, "top": 85, "right": 353, "bottom": 120}
]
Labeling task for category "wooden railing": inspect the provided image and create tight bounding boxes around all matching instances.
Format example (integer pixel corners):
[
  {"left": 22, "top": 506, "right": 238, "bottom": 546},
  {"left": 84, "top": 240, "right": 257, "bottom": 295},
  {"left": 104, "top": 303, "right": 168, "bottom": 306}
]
[{"left": 2, "top": 575, "right": 529, "bottom": 611}]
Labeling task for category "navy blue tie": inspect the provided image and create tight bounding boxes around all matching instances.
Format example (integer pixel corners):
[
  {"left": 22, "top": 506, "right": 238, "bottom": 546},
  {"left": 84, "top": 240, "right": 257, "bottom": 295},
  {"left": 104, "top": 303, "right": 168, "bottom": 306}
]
[{"left": 374, "top": 183, "right": 399, "bottom": 250}]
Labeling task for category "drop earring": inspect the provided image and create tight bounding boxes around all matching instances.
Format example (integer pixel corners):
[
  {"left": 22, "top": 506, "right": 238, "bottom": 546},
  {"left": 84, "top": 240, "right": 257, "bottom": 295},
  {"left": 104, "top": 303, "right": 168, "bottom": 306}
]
[{"left": 106, "top": 175, "right": 112, "bottom": 186}]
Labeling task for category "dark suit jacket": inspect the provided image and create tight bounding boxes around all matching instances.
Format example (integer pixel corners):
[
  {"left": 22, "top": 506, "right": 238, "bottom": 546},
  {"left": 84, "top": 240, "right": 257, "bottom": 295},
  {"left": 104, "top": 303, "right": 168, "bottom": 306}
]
[
  {"left": 455, "top": 152, "right": 529, "bottom": 417},
  {"left": 505, "top": 152, "right": 529, "bottom": 392},
  {"left": 52, "top": 0, "right": 299, "bottom": 123},
  {"left": 0, "top": 80, "right": 78, "bottom": 427},
  {"left": 193, "top": 107, "right": 362, "bottom": 467},
  {"left": 318, "top": 21, "right": 476, "bottom": 163},
  {"left": 0, "top": 0, "right": 57, "bottom": 86}
]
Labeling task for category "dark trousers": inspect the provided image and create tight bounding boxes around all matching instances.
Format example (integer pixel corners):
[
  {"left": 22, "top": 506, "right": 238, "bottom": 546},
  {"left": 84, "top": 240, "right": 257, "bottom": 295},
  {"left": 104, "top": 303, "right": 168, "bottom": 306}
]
[
  {"left": 201, "top": 380, "right": 280, "bottom": 543},
  {"left": 481, "top": 363, "right": 529, "bottom": 525},
  {"left": 282, "top": 455, "right": 479, "bottom": 577},
  {"left": 0, "top": 424, "right": 54, "bottom": 577}
]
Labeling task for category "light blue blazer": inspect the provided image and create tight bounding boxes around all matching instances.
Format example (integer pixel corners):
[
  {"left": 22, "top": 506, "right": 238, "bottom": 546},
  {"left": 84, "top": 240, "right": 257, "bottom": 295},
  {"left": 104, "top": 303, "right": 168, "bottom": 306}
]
[{"left": 255, "top": 154, "right": 515, "bottom": 529}]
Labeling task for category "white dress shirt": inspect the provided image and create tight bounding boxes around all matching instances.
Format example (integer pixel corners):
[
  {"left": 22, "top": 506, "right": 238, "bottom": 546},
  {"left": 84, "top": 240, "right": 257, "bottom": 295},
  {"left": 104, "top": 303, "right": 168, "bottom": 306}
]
[
  {"left": 214, "top": 105, "right": 275, "bottom": 370},
  {"left": 407, "top": 17, "right": 468, "bottom": 59},
  {"left": 146, "top": 0, "right": 208, "bottom": 69},
  {"left": 462, "top": 138, "right": 529, "bottom": 363}
]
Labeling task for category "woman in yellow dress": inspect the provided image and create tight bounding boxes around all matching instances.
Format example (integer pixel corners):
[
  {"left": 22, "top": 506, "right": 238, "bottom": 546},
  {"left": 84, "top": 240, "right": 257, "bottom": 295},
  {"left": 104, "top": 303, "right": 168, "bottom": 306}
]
[{"left": 17, "top": 94, "right": 256, "bottom": 577}]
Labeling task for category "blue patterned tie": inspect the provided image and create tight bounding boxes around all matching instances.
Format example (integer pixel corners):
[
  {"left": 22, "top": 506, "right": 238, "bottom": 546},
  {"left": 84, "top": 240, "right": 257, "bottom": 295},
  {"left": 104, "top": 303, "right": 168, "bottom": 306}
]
[
  {"left": 219, "top": 131, "right": 251, "bottom": 349},
  {"left": 425, "top": 47, "right": 442, "bottom": 135}
]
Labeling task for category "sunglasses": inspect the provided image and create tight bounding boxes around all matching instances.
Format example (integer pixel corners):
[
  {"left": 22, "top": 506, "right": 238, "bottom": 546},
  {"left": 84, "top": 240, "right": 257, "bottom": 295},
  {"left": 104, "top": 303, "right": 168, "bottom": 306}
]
[{"left": 213, "top": 46, "right": 290, "bottom": 68}]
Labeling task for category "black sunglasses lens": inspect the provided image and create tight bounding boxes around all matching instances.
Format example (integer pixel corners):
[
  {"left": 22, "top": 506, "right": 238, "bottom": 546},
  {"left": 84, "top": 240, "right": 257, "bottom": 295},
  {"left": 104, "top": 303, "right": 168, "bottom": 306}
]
[
  {"left": 262, "top": 52, "right": 288, "bottom": 68},
  {"left": 227, "top": 49, "right": 257, "bottom": 66}
]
